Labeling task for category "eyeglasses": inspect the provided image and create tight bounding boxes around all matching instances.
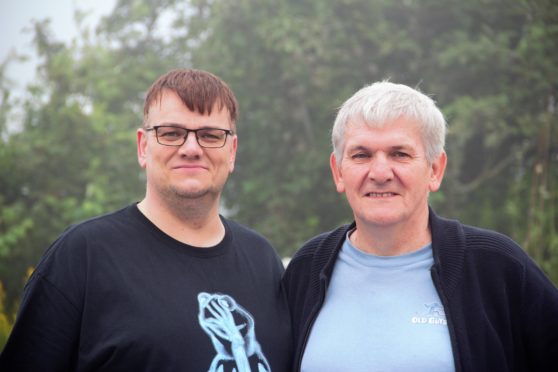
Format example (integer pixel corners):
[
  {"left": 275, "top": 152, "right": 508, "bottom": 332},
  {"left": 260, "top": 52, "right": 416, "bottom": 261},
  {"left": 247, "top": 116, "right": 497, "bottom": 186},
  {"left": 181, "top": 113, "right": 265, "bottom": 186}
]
[{"left": 145, "top": 125, "right": 234, "bottom": 148}]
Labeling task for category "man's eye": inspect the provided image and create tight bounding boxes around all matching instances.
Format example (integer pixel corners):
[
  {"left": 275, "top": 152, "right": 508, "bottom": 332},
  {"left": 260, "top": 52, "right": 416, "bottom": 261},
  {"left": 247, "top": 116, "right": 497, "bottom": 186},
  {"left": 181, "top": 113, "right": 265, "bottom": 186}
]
[
  {"left": 160, "top": 130, "right": 182, "bottom": 138},
  {"left": 199, "top": 133, "right": 220, "bottom": 140},
  {"left": 198, "top": 131, "right": 223, "bottom": 141},
  {"left": 351, "top": 153, "right": 369, "bottom": 159},
  {"left": 393, "top": 151, "right": 410, "bottom": 158}
]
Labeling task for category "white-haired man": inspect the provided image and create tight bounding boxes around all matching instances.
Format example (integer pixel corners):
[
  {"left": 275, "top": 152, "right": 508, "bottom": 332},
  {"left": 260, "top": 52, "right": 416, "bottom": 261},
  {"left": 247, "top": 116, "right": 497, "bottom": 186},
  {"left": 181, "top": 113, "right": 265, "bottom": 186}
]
[{"left": 283, "top": 81, "right": 558, "bottom": 372}]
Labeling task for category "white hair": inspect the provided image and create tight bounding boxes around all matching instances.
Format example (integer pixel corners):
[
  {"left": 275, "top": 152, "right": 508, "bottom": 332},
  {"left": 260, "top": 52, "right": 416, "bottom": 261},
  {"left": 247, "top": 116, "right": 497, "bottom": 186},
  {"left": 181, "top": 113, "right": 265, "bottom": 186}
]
[{"left": 332, "top": 81, "right": 446, "bottom": 164}]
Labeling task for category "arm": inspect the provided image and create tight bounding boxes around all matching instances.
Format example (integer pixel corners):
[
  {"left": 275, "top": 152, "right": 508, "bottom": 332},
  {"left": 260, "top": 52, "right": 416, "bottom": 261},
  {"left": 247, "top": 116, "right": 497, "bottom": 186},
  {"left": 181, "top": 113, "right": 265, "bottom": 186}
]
[
  {"left": 0, "top": 273, "right": 81, "bottom": 371},
  {"left": 522, "top": 258, "right": 558, "bottom": 370}
]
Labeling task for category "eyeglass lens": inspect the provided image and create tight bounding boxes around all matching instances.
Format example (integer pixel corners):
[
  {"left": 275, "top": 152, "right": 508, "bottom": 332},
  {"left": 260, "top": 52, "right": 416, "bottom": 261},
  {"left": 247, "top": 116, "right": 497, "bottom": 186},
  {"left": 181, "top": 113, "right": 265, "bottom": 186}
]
[{"left": 155, "top": 126, "right": 229, "bottom": 148}]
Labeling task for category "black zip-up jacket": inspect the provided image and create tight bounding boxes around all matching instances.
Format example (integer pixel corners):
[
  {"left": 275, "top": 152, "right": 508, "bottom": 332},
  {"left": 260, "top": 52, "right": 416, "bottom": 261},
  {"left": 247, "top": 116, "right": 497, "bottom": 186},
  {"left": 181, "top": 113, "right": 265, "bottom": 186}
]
[{"left": 282, "top": 209, "right": 558, "bottom": 372}]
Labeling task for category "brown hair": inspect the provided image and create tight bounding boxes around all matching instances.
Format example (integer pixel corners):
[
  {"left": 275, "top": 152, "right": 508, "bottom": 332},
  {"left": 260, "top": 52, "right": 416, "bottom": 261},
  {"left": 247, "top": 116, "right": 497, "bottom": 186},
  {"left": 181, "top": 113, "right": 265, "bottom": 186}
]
[{"left": 143, "top": 69, "right": 238, "bottom": 129}]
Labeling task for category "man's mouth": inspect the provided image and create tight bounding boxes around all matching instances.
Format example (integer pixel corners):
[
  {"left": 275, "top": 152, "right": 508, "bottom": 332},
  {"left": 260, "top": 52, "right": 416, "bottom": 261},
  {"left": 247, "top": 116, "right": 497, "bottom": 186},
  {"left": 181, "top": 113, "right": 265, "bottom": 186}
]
[
  {"left": 365, "top": 192, "right": 396, "bottom": 197},
  {"left": 174, "top": 164, "right": 207, "bottom": 170}
]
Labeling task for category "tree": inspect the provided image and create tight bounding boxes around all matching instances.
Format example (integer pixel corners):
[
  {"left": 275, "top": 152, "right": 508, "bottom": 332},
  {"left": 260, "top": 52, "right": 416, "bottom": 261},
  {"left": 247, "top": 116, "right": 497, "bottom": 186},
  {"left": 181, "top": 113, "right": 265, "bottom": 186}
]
[
  {"left": 175, "top": 0, "right": 558, "bottom": 271},
  {"left": 0, "top": 4, "right": 181, "bottom": 312},
  {"left": 1, "top": 0, "right": 556, "bottom": 329}
]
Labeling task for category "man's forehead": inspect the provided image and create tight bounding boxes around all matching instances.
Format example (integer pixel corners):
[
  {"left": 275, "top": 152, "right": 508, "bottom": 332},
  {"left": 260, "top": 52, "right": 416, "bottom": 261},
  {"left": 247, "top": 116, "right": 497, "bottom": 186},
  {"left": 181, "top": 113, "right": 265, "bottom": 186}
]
[
  {"left": 346, "top": 114, "right": 421, "bottom": 129},
  {"left": 148, "top": 91, "right": 225, "bottom": 112},
  {"left": 343, "top": 122, "right": 424, "bottom": 150}
]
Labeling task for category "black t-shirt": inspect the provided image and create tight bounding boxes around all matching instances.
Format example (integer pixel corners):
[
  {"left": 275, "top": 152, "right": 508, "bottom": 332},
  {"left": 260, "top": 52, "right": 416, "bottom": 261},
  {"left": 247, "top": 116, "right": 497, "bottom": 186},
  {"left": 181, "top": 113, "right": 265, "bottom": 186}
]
[{"left": 0, "top": 204, "right": 292, "bottom": 371}]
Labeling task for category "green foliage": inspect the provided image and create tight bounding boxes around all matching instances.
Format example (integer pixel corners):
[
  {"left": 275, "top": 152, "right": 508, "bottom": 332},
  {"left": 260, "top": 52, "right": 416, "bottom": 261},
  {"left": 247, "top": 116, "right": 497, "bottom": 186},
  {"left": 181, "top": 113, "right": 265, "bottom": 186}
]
[
  {"left": 184, "top": 0, "right": 558, "bottom": 265},
  {"left": 0, "top": 0, "right": 556, "bottom": 316},
  {"left": 0, "top": 5, "right": 180, "bottom": 310},
  {"left": 0, "top": 281, "right": 15, "bottom": 350}
]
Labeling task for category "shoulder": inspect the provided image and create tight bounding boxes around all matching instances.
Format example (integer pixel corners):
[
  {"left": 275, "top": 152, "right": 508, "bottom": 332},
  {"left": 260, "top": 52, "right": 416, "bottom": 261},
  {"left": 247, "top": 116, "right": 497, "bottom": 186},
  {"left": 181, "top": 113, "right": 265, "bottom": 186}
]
[
  {"left": 432, "top": 211, "right": 527, "bottom": 262},
  {"left": 25, "top": 206, "right": 136, "bottom": 305},
  {"left": 447, "top": 216, "right": 530, "bottom": 265},
  {"left": 223, "top": 218, "right": 284, "bottom": 265},
  {"left": 66, "top": 204, "right": 138, "bottom": 237},
  {"left": 431, "top": 211, "right": 543, "bottom": 285},
  {"left": 430, "top": 211, "right": 558, "bottom": 321},
  {"left": 36, "top": 205, "right": 136, "bottom": 273},
  {"left": 462, "top": 224, "right": 525, "bottom": 257},
  {"left": 54, "top": 204, "right": 132, "bottom": 240},
  {"left": 290, "top": 224, "right": 352, "bottom": 262},
  {"left": 224, "top": 218, "right": 273, "bottom": 248},
  {"left": 290, "top": 231, "right": 335, "bottom": 263},
  {"left": 285, "top": 223, "right": 352, "bottom": 281},
  {"left": 460, "top": 224, "right": 547, "bottom": 285}
]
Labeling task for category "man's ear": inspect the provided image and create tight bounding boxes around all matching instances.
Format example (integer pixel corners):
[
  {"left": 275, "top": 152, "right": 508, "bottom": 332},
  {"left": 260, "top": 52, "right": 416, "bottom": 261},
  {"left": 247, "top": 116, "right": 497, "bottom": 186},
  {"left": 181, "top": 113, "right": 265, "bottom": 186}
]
[
  {"left": 228, "top": 135, "right": 238, "bottom": 173},
  {"left": 330, "top": 152, "right": 345, "bottom": 193},
  {"left": 137, "top": 128, "right": 148, "bottom": 169},
  {"left": 429, "top": 151, "right": 447, "bottom": 192}
]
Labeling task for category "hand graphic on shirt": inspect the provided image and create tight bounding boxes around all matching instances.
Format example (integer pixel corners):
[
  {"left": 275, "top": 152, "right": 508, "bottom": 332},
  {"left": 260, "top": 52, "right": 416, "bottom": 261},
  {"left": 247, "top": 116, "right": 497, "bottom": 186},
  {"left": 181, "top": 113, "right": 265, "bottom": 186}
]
[{"left": 197, "top": 292, "right": 271, "bottom": 372}]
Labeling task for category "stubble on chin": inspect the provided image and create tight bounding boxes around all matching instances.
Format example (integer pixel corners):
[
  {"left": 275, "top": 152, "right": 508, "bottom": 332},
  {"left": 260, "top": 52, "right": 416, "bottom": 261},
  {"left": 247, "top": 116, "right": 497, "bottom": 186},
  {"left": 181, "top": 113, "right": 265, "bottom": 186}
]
[
  {"left": 168, "top": 186, "right": 212, "bottom": 200},
  {"left": 156, "top": 186, "right": 214, "bottom": 220}
]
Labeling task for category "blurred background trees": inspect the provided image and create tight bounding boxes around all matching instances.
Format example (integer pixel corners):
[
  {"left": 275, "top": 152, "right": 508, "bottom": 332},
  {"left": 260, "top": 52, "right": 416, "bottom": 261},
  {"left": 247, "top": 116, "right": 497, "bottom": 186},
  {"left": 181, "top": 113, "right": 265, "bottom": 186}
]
[{"left": 1, "top": 0, "right": 557, "bottom": 344}]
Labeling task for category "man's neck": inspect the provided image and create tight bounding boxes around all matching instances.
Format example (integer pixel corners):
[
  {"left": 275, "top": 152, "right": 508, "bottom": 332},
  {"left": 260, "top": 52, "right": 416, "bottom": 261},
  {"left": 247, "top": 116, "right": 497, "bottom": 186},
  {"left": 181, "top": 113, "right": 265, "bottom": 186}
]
[
  {"left": 137, "top": 194, "right": 225, "bottom": 247},
  {"left": 350, "top": 212, "right": 431, "bottom": 256}
]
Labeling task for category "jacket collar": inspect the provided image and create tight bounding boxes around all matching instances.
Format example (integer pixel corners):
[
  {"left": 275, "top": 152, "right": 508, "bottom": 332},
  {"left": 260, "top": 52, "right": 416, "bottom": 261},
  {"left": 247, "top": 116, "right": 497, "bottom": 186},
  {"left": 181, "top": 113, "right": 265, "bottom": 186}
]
[
  {"left": 311, "top": 207, "right": 466, "bottom": 299},
  {"left": 429, "top": 207, "right": 466, "bottom": 300}
]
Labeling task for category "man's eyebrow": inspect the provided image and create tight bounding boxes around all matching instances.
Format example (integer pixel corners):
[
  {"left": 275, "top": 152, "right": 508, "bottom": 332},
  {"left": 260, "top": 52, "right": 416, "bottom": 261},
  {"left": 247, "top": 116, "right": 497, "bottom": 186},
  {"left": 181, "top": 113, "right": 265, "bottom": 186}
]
[
  {"left": 156, "top": 123, "right": 216, "bottom": 129},
  {"left": 391, "top": 144, "right": 415, "bottom": 151},
  {"left": 156, "top": 122, "right": 184, "bottom": 127},
  {"left": 346, "top": 144, "right": 415, "bottom": 152},
  {"left": 346, "top": 145, "right": 371, "bottom": 152}
]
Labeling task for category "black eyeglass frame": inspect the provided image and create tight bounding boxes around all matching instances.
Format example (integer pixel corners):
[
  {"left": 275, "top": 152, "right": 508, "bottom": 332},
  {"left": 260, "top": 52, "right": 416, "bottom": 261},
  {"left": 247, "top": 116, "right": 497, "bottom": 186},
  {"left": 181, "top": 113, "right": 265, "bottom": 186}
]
[{"left": 145, "top": 125, "right": 234, "bottom": 148}]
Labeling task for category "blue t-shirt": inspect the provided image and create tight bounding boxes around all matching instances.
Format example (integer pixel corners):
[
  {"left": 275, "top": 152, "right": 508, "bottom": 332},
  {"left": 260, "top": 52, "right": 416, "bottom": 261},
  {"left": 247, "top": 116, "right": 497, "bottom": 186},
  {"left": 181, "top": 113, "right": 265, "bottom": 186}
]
[{"left": 301, "top": 233, "right": 455, "bottom": 372}]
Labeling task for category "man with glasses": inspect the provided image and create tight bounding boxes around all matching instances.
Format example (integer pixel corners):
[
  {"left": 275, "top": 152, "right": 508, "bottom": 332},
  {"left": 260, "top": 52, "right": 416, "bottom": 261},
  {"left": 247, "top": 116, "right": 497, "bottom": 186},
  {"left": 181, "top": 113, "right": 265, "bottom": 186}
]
[{"left": 0, "top": 69, "right": 292, "bottom": 371}]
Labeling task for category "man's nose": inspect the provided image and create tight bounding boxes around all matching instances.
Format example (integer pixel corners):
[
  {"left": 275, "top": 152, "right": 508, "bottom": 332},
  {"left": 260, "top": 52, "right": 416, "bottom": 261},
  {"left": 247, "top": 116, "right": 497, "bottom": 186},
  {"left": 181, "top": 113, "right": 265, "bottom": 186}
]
[
  {"left": 367, "top": 154, "right": 393, "bottom": 183},
  {"left": 178, "top": 131, "right": 203, "bottom": 156}
]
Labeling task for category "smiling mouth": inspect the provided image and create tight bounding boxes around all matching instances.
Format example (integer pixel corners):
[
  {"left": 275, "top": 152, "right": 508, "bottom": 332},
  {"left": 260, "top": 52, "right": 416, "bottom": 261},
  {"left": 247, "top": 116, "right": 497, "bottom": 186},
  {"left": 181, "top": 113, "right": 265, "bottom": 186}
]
[
  {"left": 365, "top": 192, "right": 396, "bottom": 197},
  {"left": 175, "top": 164, "right": 206, "bottom": 169}
]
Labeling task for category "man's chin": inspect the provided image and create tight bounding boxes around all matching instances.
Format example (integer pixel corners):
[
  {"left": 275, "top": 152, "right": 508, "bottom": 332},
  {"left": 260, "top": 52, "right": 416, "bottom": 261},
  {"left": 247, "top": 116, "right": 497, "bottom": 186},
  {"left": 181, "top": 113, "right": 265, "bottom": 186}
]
[
  {"left": 357, "top": 212, "right": 402, "bottom": 227},
  {"left": 173, "top": 188, "right": 212, "bottom": 200},
  {"left": 160, "top": 180, "right": 226, "bottom": 202}
]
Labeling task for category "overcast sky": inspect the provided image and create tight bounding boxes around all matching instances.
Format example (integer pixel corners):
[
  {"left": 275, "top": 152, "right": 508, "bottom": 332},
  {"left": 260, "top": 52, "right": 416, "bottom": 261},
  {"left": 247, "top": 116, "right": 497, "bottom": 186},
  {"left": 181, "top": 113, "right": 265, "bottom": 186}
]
[{"left": 0, "top": 0, "right": 116, "bottom": 90}]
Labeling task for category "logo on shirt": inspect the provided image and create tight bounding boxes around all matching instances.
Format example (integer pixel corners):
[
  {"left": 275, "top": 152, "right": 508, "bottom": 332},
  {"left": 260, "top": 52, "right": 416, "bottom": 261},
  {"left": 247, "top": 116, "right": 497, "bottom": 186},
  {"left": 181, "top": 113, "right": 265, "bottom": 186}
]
[
  {"left": 197, "top": 292, "right": 271, "bottom": 372},
  {"left": 411, "top": 303, "right": 447, "bottom": 326}
]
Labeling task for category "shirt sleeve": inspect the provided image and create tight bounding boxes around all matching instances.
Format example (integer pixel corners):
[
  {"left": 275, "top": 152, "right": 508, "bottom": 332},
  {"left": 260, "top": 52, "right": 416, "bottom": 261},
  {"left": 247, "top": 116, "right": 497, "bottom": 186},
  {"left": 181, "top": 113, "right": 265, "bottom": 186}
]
[
  {"left": 0, "top": 273, "right": 81, "bottom": 371},
  {"left": 522, "top": 257, "right": 558, "bottom": 370}
]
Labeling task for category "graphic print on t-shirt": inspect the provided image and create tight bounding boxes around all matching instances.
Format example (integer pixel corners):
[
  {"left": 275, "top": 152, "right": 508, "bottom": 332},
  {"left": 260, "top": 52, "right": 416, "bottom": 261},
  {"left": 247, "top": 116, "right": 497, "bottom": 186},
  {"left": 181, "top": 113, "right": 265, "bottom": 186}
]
[
  {"left": 197, "top": 292, "right": 271, "bottom": 372},
  {"left": 411, "top": 302, "right": 448, "bottom": 326}
]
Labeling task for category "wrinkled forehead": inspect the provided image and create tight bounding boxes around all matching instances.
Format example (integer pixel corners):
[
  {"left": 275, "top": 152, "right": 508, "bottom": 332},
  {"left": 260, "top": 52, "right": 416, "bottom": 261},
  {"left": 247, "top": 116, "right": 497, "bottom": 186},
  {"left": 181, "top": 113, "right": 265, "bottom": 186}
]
[
  {"left": 346, "top": 114, "right": 421, "bottom": 131},
  {"left": 340, "top": 116, "right": 426, "bottom": 152}
]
